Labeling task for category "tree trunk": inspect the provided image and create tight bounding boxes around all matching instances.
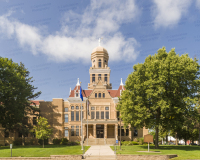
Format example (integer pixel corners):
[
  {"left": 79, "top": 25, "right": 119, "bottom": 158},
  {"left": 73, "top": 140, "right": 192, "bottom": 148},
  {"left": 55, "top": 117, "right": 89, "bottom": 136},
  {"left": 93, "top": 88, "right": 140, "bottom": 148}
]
[
  {"left": 155, "top": 126, "right": 159, "bottom": 149},
  {"left": 43, "top": 139, "right": 44, "bottom": 148},
  {"left": 185, "top": 136, "right": 187, "bottom": 145},
  {"left": 166, "top": 135, "right": 168, "bottom": 143},
  {"left": 175, "top": 132, "right": 178, "bottom": 145}
]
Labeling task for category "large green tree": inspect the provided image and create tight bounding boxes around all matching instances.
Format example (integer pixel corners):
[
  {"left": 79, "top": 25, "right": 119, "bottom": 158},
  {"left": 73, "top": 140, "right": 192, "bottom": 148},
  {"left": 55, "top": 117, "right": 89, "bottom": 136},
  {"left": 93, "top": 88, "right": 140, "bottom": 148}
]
[
  {"left": 0, "top": 57, "right": 41, "bottom": 132},
  {"left": 117, "top": 47, "right": 200, "bottom": 148}
]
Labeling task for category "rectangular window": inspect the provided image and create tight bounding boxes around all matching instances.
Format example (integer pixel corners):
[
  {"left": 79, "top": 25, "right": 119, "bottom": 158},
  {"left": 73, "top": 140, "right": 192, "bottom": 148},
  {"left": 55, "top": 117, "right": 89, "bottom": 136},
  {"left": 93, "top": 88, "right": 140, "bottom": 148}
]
[
  {"left": 104, "top": 74, "right": 107, "bottom": 82},
  {"left": 65, "top": 108, "right": 68, "bottom": 112},
  {"left": 33, "top": 117, "right": 37, "bottom": 125},
  {"left": 76, "top": 126, "right": 79, "bottom": 136},
  {"left": 105, "top": 107, "right": 109, "bottom": 110},
  {"left": 91, "top": 111, "right": 95, "bottom": 119},
  {"left": 91, "top": 107, "right": 95, "bottom": 110},
  {"left": 134, "top": 127, "right": 138, "bottom": 136},
  {"left": 103, "top": 93, "right": 105, "bottom": 98},
  {"left": 71, "top": 126, "right": 74, "bottom": 136},
  {"left": 65, "top": 114, "right": 68, "bottom": 123},
  {"left": 95, "top": 93, "right": 97, "bottom": 98},
  {"left": 80, "top": 111, "right": 84, "bottom": 120},
  {"left": 99, "top": 93, "right": 101, "bottom": 98},
  {"left": 98, "top": 74, "right": 101, "bottom": 80},
  {"left": 71, "top": 111, "right": 74, "bottom": 121},
  {"left": 117, "top": 111, "right": 120, "bottom": 120},
  {"left": 101, "top": 111, "right": 104, "bottom": 119},
  {"left": 118, "top": 126, "right": 124, "bottom": 136},
  {"left": 96, "top": 111, "right": 99, "bottom": 119},
  {"left": 92, "top": 74, "right": 95, "bottom": 82},
  {"left": 76, "top": 106, "right": 79, "bottom": 110},
  {"left": 4, "top": 132, "right": 9, "bottom": 138},
  {"left": 71, "top": 106, "right": 74, "bottom": 110},
  {"left": 106, "top": 111, "right": 109, "bottom": 119},
  {"left": 126, "top": 129, "right": 129, "bottom": 136},
  {"left": 65, "top": 130, "right": 68, "bottom": 137},
  {"left": 76, "top": 111, "right": 79, "bottom": 121}
]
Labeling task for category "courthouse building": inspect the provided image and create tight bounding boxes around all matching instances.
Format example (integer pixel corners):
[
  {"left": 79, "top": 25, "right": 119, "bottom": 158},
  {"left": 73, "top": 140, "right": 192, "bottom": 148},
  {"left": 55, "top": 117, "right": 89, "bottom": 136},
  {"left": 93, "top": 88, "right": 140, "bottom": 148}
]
[{"left": 0, "top": 45, "right": 148, "bottom": 145}]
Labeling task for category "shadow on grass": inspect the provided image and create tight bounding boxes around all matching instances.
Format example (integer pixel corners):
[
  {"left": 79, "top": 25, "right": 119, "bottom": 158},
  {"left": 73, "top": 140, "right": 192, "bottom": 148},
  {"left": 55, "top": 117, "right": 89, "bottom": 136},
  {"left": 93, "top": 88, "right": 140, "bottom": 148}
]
[{"left": 138, "top": 145, "right": 200, "bottom": 151}]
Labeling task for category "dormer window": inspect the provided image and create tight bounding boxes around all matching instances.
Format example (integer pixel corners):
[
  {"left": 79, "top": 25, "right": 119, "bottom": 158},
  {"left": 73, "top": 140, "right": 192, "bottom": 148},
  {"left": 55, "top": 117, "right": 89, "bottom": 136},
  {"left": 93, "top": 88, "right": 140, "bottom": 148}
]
[
  {"left": 76, "top": 93, "right": 79, "bottom": 97},
  {"left": 98, "top": 59, "right": 101, "bottom": 68}
]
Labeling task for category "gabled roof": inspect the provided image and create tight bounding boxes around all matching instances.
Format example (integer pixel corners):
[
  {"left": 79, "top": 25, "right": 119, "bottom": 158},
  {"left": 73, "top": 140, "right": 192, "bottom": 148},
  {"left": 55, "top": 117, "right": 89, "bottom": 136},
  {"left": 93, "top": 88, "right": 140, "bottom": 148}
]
[{"left": 30, "top": 100, "right": 44, "bottom": 105}]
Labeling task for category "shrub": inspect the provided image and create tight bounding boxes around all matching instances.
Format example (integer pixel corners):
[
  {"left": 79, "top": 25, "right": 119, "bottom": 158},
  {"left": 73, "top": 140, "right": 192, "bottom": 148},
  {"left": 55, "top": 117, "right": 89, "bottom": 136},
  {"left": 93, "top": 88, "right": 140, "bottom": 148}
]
[
  {"left": 13, "top": 138, "right": 22, "bottom": 145},
  {"left": 30, "top": 138, "right": 38, "bottom": 145},
  {"left": 133, "top": 138, "right": 139, "bottom": 142},
  {"left": 60, "top": 138, "right": 68, "bottom": 145},
  {"left": 132, "top": 141, "right": 139, "bottom": 145},
  {"left": 38, "top": 139, "right": 48, "bottom": 145},
  {"left": 53, "top": 138, "right": 61, "bottom": 145},
  {"left": 66, "top": 141, "right": 80, "bottom": 146},
  {"left": 139, "top": 138, "right": 144, "bottom": 145}
]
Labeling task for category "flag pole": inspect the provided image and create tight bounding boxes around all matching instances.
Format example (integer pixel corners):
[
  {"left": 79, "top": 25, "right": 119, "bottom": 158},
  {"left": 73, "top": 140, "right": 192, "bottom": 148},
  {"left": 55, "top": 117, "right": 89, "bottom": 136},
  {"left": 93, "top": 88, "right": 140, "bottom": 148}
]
[
  {"left": 80, "top": 82, "right": 83, "bottom": 150},
  {"left": 87, "top": 99, "right": 88, "bottom": 146}
]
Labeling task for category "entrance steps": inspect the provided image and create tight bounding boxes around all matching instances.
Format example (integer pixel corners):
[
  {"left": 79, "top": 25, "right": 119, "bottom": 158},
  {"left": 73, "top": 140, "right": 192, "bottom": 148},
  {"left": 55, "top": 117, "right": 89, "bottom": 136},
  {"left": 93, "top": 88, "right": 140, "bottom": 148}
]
[
  {"left": 84, "top": 138, "right": 115, "bottom": 145},
  {"left": 84, "top": 155, "right": 116, "bottom": 160}
]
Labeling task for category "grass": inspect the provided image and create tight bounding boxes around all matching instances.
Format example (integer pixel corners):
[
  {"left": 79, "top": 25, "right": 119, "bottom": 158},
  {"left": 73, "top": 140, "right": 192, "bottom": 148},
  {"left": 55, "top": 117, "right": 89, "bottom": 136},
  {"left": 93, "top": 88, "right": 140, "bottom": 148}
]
[
  {"left": 0, "top": 145, "right": 90, "bottom": 157},
  {"left": 110, "top": 145, "right": 200, "bottom": 160}
]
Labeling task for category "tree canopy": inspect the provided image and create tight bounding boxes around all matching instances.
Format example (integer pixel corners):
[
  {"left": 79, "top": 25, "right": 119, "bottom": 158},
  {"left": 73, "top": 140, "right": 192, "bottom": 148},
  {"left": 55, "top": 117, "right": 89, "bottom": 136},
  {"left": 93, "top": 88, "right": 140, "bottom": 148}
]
[
  {"left": 117, "top": 47, "right": 200, "bottom": 148},
  {"left": 0, "top": 57, "right": 41, "bottom": 131}
]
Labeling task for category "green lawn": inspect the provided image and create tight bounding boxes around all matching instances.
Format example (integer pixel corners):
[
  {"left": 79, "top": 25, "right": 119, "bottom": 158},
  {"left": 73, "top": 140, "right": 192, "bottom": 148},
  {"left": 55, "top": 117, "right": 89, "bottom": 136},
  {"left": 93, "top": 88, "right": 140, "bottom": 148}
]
[
  {"left": 0, "top": 145, "right": 90, "bottom": 157},
  {"left": 110, "top": 145, "right": 200, "bottom": 160}
]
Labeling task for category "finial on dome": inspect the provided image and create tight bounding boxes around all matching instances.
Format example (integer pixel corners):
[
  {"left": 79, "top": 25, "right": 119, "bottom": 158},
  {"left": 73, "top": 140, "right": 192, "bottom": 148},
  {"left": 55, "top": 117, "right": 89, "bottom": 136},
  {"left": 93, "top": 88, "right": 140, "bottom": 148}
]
[
  {"left": 120, "top": 78, "right": 123, "bottom": 86},
  {"left": 76, "top": 78, "right": 80, "bottom": 86},
  {"left": 99, "top": 37, "right": 103, "bottom": 46}
]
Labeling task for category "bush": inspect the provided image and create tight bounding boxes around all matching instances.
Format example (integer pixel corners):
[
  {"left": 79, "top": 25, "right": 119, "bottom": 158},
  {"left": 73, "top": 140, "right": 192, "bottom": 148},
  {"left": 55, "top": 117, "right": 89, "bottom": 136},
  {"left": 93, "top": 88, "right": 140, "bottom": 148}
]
[
  {"left": 60, "top": 138, "right": 68, "bottom": 145},
  {"left": 30, "top": 138, "right": 38, "bottom": 145},
  {"left": 13, "top": 138, "right": 22, "bottom": 145},
  {"left": 53, "top": 138, "right": 61, "bottom": 145},
  {"left": 66, "top": 141, "right": 80, "bottom": 146},
  {"left": 138, "top": 138, "right": 144, "bottom": 145},
  {"left": 133, "top": 138, "right": 139, "bottom": 142},
  {"left": 38, "top": 139, "right": 48, "bottom": 145},
  {"left": 132, "top": 141, "right": 139, "bottom": 145}
]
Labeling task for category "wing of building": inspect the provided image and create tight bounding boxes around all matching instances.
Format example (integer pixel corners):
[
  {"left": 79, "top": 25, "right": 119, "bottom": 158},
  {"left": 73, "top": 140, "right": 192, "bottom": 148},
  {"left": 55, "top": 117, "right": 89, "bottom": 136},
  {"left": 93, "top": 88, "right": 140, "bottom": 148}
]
[{"left": 0, "top": 45, "right": 148, "bottom": 145}]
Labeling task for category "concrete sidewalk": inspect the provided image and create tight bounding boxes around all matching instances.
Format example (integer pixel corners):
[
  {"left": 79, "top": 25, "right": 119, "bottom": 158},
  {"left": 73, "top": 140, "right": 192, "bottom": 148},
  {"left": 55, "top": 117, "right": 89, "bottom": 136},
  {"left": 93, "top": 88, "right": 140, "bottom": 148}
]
[{"left": 84, "top": 145, "right": 115, "bottom": 156}]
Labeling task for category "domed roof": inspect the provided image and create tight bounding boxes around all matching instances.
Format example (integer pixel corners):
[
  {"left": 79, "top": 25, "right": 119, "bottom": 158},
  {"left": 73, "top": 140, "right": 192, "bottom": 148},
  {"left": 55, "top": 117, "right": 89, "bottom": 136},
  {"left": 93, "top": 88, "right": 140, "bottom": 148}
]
[{"left": 92, "top": 46, "right": 108, "bottom": 54}]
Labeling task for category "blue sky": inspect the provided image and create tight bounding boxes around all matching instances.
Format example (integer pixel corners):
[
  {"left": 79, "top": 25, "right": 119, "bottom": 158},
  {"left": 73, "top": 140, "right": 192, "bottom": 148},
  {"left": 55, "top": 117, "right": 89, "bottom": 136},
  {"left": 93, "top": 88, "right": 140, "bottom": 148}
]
[{"left": 0, "top": 0, "right": 200, "bottom": 101}]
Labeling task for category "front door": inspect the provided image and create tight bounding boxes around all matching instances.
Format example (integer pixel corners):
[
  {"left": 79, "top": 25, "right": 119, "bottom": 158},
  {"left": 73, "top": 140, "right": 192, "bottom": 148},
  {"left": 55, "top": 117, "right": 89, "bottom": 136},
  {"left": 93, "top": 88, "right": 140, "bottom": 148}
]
[{"left": 96, "top": 125, "right": 104, "bottom": 138}]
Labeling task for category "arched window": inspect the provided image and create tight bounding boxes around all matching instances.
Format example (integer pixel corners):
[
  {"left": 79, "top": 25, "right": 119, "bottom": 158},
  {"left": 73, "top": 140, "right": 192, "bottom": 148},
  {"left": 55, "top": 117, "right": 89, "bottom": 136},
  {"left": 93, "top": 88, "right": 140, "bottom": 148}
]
[{"left": 98, "top": 59, "right": 101, "bottom": 68}]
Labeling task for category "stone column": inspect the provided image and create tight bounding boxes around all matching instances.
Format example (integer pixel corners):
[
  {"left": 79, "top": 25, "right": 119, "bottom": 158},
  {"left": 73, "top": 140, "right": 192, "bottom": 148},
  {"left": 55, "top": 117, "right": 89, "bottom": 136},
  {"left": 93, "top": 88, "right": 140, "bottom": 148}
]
[
  {"left": 115, "top": 124, "right": 118, "bottom": 140},
  {"left": 104, "top": 124, "right": 107, "bottom": 138},
  {"left": 93, "top": 124, "right": 96, "bottom": 138}
]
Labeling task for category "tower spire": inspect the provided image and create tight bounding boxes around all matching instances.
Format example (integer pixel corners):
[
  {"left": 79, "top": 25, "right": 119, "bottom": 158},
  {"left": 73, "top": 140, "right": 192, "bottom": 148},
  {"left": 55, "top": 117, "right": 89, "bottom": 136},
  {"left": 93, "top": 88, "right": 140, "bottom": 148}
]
[
  {"left": 76, "top": 78, "right": 80, "bottom": 86},
  {"left": 120, "top": 78, "right": 123, "bottom": 86}
]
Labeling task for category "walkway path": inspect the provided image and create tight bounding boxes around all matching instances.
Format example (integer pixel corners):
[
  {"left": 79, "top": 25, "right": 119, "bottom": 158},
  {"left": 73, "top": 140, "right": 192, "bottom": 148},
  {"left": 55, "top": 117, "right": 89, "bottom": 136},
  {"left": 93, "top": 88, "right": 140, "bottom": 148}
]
[{"left": 84, "top": 145, "right": 115, "bottom": 156}]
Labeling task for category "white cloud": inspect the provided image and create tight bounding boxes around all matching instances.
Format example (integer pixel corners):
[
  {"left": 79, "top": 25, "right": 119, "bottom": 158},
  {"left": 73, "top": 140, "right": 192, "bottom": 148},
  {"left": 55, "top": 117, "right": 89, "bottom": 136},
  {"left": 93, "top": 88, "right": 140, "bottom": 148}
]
[
  {"left": 152, "top": 0, "right": 192, "bottom": 28},
  {"left": 0, "top": 0, "right": 140, "bottom": 63}
]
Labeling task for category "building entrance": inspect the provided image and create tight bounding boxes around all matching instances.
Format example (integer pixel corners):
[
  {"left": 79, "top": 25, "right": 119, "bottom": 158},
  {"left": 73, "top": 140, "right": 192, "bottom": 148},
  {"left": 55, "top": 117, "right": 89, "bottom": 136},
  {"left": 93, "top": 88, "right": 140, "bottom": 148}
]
[{"left": 96, "top": 125, "right": 104, "bottom": 138}]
